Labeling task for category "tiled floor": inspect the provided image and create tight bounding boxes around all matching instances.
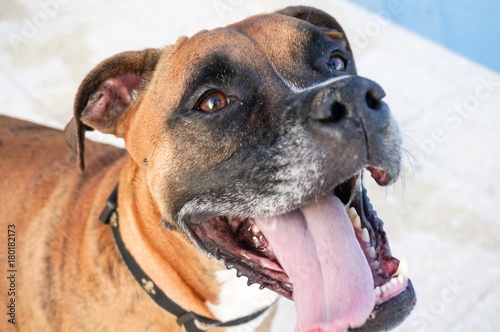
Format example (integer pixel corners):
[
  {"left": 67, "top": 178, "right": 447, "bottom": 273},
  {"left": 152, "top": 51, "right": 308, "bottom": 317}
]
[{"left": 1, "top": 0, "right": 499, "bottom": 331}]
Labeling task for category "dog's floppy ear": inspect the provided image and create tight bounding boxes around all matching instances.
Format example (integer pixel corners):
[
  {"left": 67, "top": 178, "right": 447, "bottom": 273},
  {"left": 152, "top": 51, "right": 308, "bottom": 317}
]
[
  {"left": 64, "top": 48, "right": 161, "bottom": 172},
  {"left": 276, "top": 6, "right": 351, "bottom": 51}
]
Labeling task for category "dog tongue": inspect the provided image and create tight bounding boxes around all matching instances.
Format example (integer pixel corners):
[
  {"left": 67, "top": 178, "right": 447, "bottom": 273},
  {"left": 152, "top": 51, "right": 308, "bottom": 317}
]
[{"left": 254, "top": 194, "right": 375, "bottom": 332}]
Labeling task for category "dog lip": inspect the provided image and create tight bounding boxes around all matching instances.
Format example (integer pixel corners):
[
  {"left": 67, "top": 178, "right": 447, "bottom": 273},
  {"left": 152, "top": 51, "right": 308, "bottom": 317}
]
[
  {"left": 187, "top": 214, "right": 293, "bottom": 297},
  {"left": 366, "top": 166, "right": 391, "bottom": 186},
  {"left": 349, "top": 280, "right": 417, "bottom": 332},
  {"left": 183, "top": 171, "right": 415, "bottom": 329},
  {"left": 188, "top": 213, "right": 219, "bottom": 224}
]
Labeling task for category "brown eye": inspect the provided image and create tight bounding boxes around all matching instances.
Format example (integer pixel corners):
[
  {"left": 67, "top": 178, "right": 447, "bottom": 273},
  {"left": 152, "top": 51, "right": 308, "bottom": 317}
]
[
  {"left": 329, "top": 53, "right": 346, "bottom": 71},
  {"left": 198, "top": 91, "right": 229, "bottom": 112}
]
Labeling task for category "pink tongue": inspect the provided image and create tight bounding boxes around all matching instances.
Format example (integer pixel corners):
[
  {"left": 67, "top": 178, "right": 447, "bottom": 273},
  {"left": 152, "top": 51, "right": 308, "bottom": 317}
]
[{"left": 255, "top": 194, "right": 375, "bottom": 332}]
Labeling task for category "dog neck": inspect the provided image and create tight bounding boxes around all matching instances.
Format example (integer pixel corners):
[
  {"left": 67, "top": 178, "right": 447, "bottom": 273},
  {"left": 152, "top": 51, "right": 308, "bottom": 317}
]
[
  {"left": 106, "top": 157, "right": 278, "bottom": 330},
  {"left": 116, "top": 159, "right": 221, "bottom": 319}
]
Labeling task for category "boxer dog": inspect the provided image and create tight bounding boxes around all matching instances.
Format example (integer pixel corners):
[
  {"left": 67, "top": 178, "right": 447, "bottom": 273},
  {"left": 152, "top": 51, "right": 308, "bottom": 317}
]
[{"left": 0, "top": 6, "right": 415, "bottom": 332}]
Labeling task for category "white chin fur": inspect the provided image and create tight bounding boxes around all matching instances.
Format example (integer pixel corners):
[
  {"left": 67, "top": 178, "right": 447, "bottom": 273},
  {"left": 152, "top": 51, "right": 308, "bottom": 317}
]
[{"left": 206, "top": 269, "right": 279, "bottom": 331}]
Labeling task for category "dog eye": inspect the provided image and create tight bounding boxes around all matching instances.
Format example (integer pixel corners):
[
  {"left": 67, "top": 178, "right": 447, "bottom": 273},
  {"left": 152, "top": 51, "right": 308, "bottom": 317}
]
[
  {"left": 329, "top": 53, "right": 346, "bottom": 71},
  {"left": 198, "top": 91, "right": 229, "bottom": 112}
]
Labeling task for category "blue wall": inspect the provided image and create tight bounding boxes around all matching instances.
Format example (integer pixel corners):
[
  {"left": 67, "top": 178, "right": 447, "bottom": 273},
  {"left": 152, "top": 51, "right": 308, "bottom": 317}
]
[{"left": 347, "top": 0, "right": 500, "bottom": 73}]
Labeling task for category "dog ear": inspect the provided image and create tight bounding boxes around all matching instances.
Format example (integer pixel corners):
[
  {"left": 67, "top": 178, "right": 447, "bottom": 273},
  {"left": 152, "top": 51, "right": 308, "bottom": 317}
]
[
  {"left": 276, "top": 6, "right": 351, "bottom": 50},
  {"left": 64, "top": 48, "right": 161, "bottom": 172}
]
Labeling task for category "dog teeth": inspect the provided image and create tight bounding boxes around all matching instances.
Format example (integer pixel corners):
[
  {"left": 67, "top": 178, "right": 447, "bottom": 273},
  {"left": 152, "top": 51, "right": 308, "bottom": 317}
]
[
  {"left": 352, "top": 216, "right": 361, "bottom": 229},
  {"left": 358, "top": 228, "right": 370, "bottom": 243},
  {"left": 374, "top": 273, "right": 408, "bottom": 301},
  {"left": 347, "top": 207, "right": 357, "bottom": 219},
  {"left": 370, "top": 260, "right": 380, "bottom": 270},
  {"left": 347, "top": 207, "right": 361, "bottom": 228},
  {"left": 366, "top": 246, "right": 377, "bottom": 258},
  {"left": 251, "top": 224, "right": 261, "bottom": 235},
  {"left": 391, "top": 257, "right": 408, "bottom": 278}
]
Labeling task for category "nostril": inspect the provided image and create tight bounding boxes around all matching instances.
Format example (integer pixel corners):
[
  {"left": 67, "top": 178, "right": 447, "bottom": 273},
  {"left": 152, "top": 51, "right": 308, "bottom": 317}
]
[
  {"left": 321, "top": 101, "right": 347, "bottom": 123},
  {"left": 366, "top": 90, "right": 382, "bottom": 110}
]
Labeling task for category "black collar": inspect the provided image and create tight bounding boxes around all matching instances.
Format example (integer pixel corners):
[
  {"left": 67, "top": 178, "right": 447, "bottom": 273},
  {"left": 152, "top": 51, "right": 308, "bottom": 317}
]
[{"left": 99, "top": 185, "right": 272, "bottom": 332}]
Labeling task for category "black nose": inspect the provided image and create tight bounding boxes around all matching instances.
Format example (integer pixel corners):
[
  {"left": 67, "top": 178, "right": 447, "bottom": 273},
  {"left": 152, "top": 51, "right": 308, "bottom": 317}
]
[{"left": 308, "top": 76, "right": 387, "bottom": 129}]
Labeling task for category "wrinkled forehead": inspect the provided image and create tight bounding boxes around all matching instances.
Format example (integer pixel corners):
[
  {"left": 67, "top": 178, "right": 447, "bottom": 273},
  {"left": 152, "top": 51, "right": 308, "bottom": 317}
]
[
  {"left": 230, "top": 13, "right": 346, "bottom": 63},
  {"left": 152, "top": 13, "right": 347, "bottom": 106},
  {"left": 169, "top": 24, "right": 276, "bottom": 87}
]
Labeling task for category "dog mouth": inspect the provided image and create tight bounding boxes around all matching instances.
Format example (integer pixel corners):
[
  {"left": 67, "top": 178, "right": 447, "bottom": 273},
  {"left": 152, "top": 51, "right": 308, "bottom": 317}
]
[{"left": 188, "top": 169, "right": 415, "bottom": 331}]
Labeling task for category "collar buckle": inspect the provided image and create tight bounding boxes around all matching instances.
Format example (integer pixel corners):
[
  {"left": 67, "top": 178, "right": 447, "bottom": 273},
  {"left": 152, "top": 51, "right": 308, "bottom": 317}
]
[{"left": 99, "top": 186, "right": 118, "bottom": 224}]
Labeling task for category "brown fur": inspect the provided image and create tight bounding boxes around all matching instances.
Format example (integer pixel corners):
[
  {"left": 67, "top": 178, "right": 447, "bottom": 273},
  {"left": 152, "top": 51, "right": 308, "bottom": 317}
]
[
  {"left": 0, "top": 116, "right": 221, "bottom": 331},
  {"left": 0, "top": 7, "right": 351, "bottom": 331}
]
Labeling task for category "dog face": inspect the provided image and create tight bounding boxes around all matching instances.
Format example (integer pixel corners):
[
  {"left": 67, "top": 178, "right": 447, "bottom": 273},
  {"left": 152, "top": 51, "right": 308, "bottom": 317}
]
[{"left": 66, "top": 6, "right": 415, "bottom": 331}]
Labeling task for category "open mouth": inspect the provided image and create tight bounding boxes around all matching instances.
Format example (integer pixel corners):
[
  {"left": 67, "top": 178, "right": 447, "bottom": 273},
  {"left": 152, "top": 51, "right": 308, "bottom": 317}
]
[{"left": 188, "top": 169, "right": 416, "bottom": 331}]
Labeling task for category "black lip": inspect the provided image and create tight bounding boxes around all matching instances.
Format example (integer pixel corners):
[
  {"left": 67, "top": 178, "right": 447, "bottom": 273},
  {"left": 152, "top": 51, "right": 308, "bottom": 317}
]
[
  {"left": 185, "top": 172, "right": 416, "bottom": 330},
  {"left": 187, "top": 216, "right": 293, "bottom": 298},
  {"left": 350, "top": 280, "right": 417, "bottom": 332}
]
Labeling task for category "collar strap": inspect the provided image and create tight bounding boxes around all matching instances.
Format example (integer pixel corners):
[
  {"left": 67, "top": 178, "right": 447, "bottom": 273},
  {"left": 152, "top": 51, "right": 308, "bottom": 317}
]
[{"left": 99, "top": 185, "right": 272, "bottom": 332}]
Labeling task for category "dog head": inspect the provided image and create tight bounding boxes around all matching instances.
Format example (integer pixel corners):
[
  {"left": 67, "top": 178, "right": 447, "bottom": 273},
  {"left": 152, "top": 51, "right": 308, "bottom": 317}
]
[{"left": 65, "top": 6, "right": 415, "bottom": 331}]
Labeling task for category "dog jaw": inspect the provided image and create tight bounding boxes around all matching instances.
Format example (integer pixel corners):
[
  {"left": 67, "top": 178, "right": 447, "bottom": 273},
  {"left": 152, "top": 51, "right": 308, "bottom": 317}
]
[
  {"left": 65, "top": 6, "right": 415, "bottom": 331},
  {"left": 181, "top": 170, "right": 416, "bottom": 331}
]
